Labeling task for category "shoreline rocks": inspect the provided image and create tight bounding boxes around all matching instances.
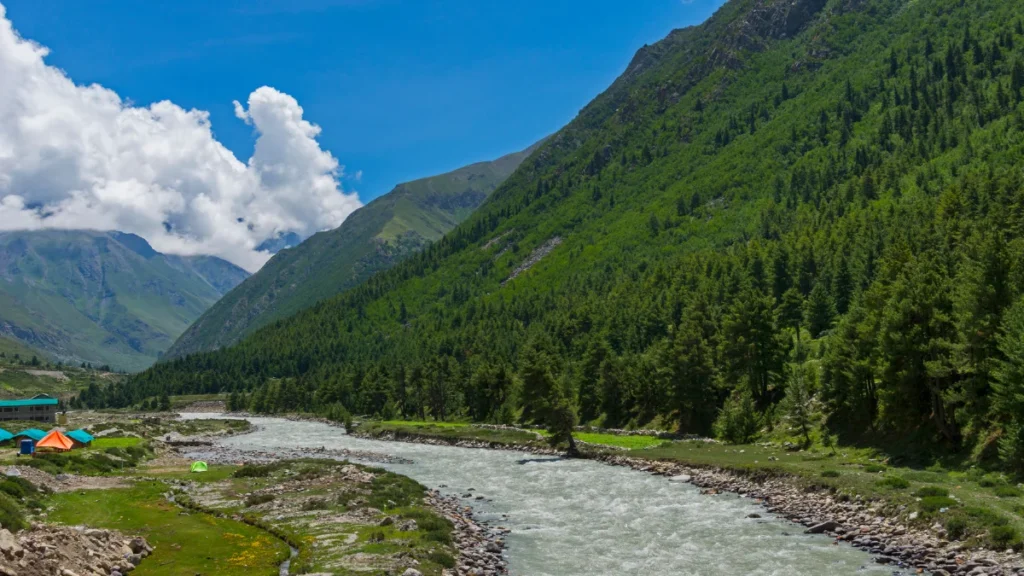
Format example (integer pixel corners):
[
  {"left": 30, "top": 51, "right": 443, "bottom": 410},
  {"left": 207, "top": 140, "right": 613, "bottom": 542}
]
[{"left": 427, "top": 492, "right": 508, "bottom": 576}]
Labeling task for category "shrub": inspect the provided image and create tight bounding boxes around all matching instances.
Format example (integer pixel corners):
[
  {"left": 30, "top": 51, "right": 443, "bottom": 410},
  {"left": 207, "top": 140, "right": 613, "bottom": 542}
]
[
  {"left": 21, "top": 458, "right": 60, "bottom": 475},
  {"left": 993, "top": 485, "right": 1022, "bottom": 498},
  {"left": 919, "top": 496, "right": 959, "bottom": 513},
  {"left": 244, "top": 494, "right": 275, "bottom": 507},
  {"left": 0, "top": 493, "right": 26, "bottom": 532},
  {"left": 964, "top": 506, "right": 1009, "bottom": 526},
  {"left": 914, "top": 486, "right": 949, "bottom": 498},
  {"left": 301, "top": 498, "right": 329, "bottom": 511},
  {"left": 979, "top": 474, "right": 1008, "bottom": 488},
  {"left": 877, "top": 475, "right": 910, "bottom": 489},
  {"left": 988, "top": 526, "right": 1021, "bottom": 550},
  {"left": 945, "top": 516, "right": 968, "bottom": 540},
  {"left": 234, "top": 463, "right": 284, "bottom": 478},
  {"left": 713, "top": 389, "right": 762, "bottom": 444},
  {"left": 821, "top": 470, "right": 840, "bottom": 478},
  {"left": 0, "top": 480, "right": 26, "bottom": 499},
  {"left": 368, "top": 473, "right": 426, "bottom": 510},
  {"left": 863, "top": 464, "right": 887, "bottom": 473},
  {"left": 427, "top": 550, "right": 456, "bottom": 568},
  {"left": 368, "top": 530, "right": 386, "bottom": 543}
]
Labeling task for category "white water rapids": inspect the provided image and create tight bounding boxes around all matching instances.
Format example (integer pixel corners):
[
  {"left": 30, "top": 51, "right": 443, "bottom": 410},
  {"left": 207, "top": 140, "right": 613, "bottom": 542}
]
[{"left": 182, "top": 414, "right": 904, "bottom": 575}]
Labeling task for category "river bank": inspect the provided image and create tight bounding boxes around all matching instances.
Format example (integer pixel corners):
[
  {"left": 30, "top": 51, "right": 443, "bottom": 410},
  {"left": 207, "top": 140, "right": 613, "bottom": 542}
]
[{"left": 351, "top": 425, "right": 1024, "bottom": 576}]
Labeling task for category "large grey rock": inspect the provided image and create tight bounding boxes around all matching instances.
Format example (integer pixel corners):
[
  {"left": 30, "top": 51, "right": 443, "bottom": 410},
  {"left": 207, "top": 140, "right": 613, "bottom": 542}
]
[{"left": 805, "top": 520, "right": 841, "bottom": 534}]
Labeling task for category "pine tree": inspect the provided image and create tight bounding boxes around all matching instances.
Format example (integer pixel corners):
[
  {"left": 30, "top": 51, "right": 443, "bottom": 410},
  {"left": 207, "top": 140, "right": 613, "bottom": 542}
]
[
  {"left": 669, "top": 303, "right": 718, "bottom": 434},
  {"left": 577, "top": 338, "right": 609, "bottom": 423},
  {"left": 780, "top": 362, "right": 819, "bottom": 447},
  {"left": 804, "top": 281, "right": 837, "bottom": 338},
  {"left": 519, "top": 342, "right": 557, "bottom": 423},
  {"left": 992, "top": 297, "right": 1024, "bottom": 473},
  {"left": 545, "top": 394, "right": 580, "bottom": 457},
  {"left": 721, "top": 288, "right": 786, "bottom": 406},
  {"left": 713, "top": 388, "right": 761, "bottom": 444}
]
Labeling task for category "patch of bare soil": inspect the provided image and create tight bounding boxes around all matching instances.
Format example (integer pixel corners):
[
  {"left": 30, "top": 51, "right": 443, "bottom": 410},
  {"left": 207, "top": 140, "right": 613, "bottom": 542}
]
[
  {"left": 23, "top": 370, "right": 69, "bottom": 382},
  {"left": 0, "top": 525, "right": 151, "bottom": 576},
  {"left": 3, "top": 466, "right": 129, "bottom": 493}
]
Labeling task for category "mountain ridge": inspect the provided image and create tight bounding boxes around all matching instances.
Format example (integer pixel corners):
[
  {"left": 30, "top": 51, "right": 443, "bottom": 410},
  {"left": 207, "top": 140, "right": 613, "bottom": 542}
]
[
  {"left": 0, "top": 229, "right": 249, "bottom": 371},
  {"left": 164, "top": 141, "right": 544, "bottom": 359}
]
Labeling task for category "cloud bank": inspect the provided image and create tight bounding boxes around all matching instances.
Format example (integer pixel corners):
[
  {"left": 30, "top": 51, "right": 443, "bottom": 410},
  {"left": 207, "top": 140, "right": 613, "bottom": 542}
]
[{"left": 0, "top": 4, "right": 361, "bottom": 271}]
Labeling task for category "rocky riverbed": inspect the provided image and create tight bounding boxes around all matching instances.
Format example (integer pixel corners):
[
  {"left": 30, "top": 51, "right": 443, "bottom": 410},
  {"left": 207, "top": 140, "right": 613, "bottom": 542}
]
[
  {"left": 354, "top": 428, "right": 1024, "bottom": 576},
  {"left": 0, "top": 525, "right": 151, "bottom": 576},
  {"left": 166, "top": 433, "right": 504, "bottom": 575},
  {"left": 178, "top": 441, "right": 414, "bottom": 466}
]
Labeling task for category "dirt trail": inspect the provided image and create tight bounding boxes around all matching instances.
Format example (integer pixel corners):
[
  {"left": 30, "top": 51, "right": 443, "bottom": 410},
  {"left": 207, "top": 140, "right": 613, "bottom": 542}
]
[{"left": 3, "top": 466, "right": 129, "bottom": 492}]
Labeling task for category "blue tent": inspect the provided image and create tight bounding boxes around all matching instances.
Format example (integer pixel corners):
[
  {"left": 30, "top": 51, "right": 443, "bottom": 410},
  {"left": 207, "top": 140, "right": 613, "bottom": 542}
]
[
  {"left": 13, "top": 429, "right": 46, "bottom": 442},
  {"left": 66, "top": 429, "right": 94, "bottom": 446},
  {"left": 0, "top": 428, "right": 12, "bottom": 443}
]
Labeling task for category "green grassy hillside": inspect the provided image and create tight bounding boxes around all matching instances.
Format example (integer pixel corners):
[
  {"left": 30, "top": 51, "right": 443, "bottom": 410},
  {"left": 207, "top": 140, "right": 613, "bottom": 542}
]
[
  {"left": 110, "top": 0, "right": 1024, "bottom": 480},
  {"left": 0, "top": 335, "right": 46, "bottom": 362},
  {"left": 164, "top": 142, "right": 542, "bottom": 358},
  {"left": 0, "top": 230, "right": 248, "bottom": 372}
]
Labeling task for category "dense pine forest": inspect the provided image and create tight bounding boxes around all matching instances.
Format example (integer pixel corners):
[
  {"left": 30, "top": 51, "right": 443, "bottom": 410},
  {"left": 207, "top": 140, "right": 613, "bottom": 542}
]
[{"left": 84, "top": 0, "right": 1024, "bottom": 474}]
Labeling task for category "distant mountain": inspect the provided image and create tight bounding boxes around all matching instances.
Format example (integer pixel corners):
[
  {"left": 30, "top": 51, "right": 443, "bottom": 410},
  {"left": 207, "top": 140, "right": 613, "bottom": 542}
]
[
  {"left": 0, "top": 335, "right": 46, "bottom": 362},
  {"left": 0, "top": 230, "right": 249, "bottom": 371},
  {"left": 165, "top": 142, "right": 542, "bottom": 358},
  {"left": 256, "top": 232, "right": 303, "bottom": 254}
]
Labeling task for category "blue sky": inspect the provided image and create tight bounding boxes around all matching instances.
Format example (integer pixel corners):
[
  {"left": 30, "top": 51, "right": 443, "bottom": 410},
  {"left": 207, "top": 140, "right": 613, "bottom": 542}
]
[{"left": 5, "top": 0, "right": 726, "bottom": 203}]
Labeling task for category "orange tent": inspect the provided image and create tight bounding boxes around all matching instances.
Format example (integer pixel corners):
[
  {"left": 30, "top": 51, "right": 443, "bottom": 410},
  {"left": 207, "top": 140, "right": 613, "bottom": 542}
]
[{"left": 36, "top": 429, "right": 75, "bottom": 452}]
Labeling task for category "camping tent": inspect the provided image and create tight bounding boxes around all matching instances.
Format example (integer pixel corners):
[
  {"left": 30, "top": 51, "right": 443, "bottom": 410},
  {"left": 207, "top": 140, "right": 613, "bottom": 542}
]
[
  {"left": 66, "top": 429, "right": 94, "bottom": 447},
  {"left": 13, "top": 429, "right": 45, "bottom": 442},
  {"left": 0, "top": 428, "right": 12, "bottom": 444},
  {"left": 36, "top": 429, "right": 74, "bottom": 452},
  {"left": 190, "top": 461, "right": 208, "bottom": 473}
]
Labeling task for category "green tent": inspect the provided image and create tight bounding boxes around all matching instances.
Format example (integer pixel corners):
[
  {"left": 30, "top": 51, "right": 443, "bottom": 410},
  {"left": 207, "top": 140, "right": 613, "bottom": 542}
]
[{"left": 190, "top": 461, "right": 208, "bottom": 473}]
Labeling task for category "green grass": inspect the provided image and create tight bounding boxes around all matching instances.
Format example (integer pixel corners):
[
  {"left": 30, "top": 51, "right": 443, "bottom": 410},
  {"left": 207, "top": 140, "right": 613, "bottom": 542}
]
[
  {"left": 133, "top": 464, "right": 243, "bottom": 484},
  {"left": 369, "top": 420, "right": 663, "bottom": 449},
  {"left": 46, "top": 481, "right": 289, "bottom": 576},
  {"left": 90, "top": 437, "right": 142, "bottom": 449},
  {"left": 170, "top": 393, "right": 229, "bottom": 409},
  {"left": 379, "top": 420, "right": 473, "bottom": 429},
  {"left": 574, "top": 432, "right": 662, "bottom": 449},
  {"left": 360, "top": 421, "right": 541, "bottom": 445}
]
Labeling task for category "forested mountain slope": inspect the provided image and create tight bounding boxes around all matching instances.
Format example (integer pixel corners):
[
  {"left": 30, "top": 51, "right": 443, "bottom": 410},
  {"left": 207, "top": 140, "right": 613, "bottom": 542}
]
[
  {"left": 165, "top": 142, "right": 542, "bottom": 358},
  {"left": 104, "top": 0, "right": 1024, "bottom": 472},
  {"left": 0, "top": 230, "right": 248, "bottom": 371}
]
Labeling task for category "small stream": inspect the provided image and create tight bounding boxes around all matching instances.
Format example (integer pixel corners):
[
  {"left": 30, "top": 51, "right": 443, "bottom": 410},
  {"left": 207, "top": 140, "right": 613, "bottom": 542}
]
[
  {"left": 279, "top": 546, "right": 297, "bottom": 576},
  {"left": 182, "top": 414, "right": 904, "bottom": 576}
]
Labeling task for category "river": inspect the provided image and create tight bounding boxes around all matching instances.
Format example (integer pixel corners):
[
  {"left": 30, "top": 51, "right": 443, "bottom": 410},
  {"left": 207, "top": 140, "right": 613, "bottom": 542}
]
[{"left": 181, "top": 414, "right": 901, "bottom": 576}]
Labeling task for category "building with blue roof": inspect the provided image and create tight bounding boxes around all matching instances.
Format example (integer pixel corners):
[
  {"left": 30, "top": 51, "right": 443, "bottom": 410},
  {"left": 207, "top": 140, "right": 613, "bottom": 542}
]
[
  {"left": 66, "top": 429, "right": 94, "bottom": 446},
  {"left": 0, "top": 428, "right": 12, "bottom": 443},
  {"left": 0, "top": 394, "right": 58, "bottom": 423},
  {"left": 12, "top": 428, "right": 46, "bottom": 442}
]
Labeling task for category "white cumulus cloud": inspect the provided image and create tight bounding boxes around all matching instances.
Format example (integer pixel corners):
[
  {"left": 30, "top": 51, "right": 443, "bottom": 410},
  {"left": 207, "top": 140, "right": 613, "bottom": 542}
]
[{"left": 0, "top": 3, "right": 362, "bottom": 271}]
